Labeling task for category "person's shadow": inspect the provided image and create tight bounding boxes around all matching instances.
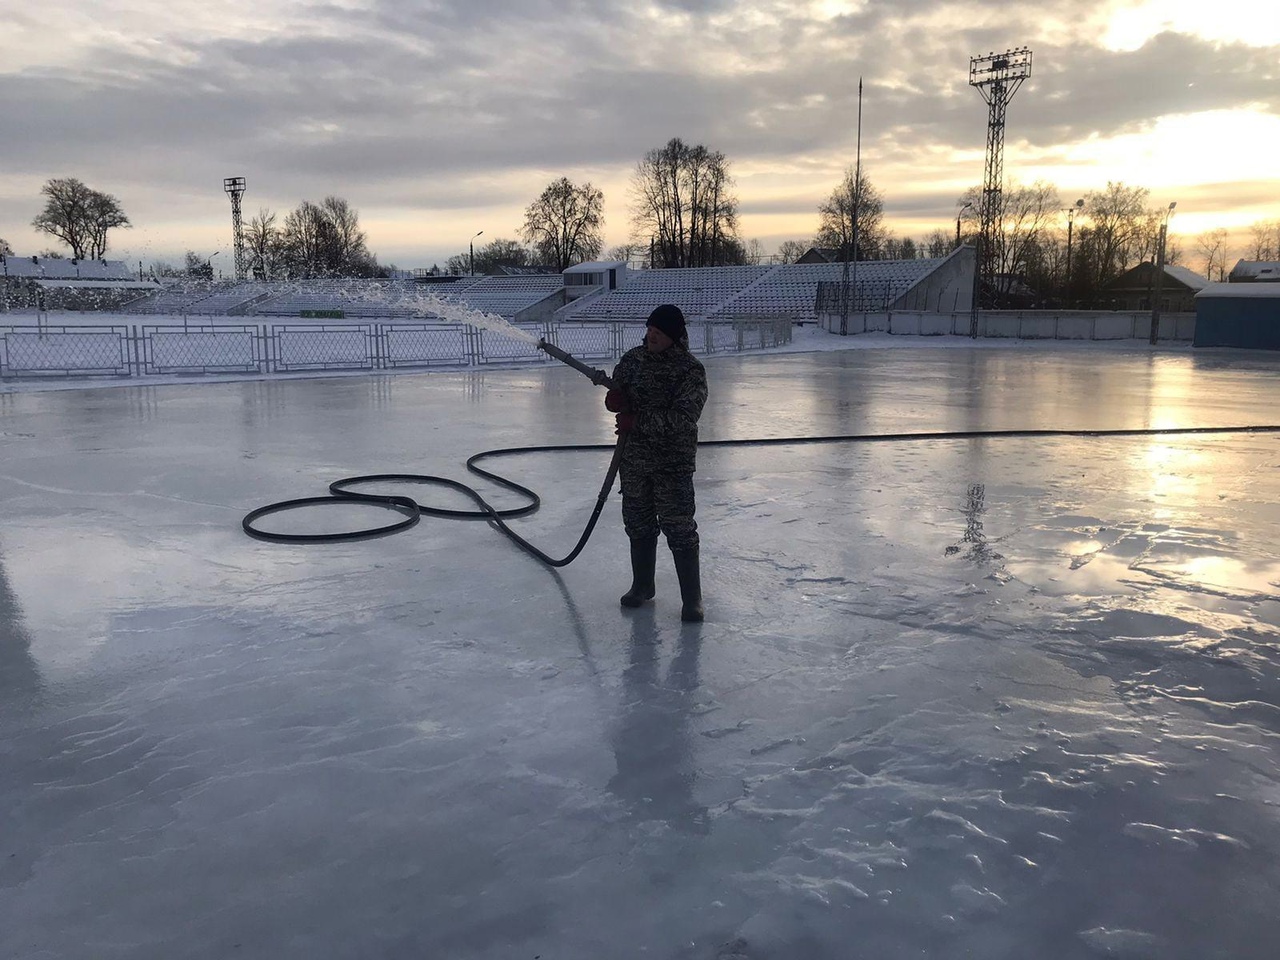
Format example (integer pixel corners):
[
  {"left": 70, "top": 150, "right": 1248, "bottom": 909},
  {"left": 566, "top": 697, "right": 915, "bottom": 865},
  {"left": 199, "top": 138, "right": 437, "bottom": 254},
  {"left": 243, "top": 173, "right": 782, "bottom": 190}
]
[{"left": 608, "top": 608, "right": 708, "bottom": 833}]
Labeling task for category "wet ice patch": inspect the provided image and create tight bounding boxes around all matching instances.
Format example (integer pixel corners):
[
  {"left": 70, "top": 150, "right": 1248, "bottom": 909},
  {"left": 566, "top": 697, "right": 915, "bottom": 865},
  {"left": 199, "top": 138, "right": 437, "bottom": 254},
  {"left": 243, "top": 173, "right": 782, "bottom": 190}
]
[{"left": 1078, "top": 926, "right": 1163, "bottom": 958}]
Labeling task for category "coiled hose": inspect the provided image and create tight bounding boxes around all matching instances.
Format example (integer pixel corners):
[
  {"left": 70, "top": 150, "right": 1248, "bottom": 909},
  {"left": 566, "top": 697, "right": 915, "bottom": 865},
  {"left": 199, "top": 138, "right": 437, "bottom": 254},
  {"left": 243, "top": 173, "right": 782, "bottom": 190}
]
[{"left": 242, "top": 425, "right": 1280, "bottom": 566}]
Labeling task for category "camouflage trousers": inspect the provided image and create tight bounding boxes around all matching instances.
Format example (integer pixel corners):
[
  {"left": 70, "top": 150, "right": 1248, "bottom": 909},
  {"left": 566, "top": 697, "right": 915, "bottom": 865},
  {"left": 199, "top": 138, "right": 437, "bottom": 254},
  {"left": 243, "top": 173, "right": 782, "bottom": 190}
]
[{"left": 620, "top": 470, "right": 699, "bottom": 551}]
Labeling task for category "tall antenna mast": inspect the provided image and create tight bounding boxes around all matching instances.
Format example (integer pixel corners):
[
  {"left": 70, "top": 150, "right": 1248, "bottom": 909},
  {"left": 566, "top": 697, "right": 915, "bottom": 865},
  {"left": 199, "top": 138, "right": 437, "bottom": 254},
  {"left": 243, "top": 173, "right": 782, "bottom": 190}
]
[
  {"left": 968, "top": 48, "right": 1032, "bottom": 329},
  {"left": 839, "top": 77, "right": 864, "bottom": 337},
  {"left": 223, "top": 177, "right": 247, "bottom": 281}
]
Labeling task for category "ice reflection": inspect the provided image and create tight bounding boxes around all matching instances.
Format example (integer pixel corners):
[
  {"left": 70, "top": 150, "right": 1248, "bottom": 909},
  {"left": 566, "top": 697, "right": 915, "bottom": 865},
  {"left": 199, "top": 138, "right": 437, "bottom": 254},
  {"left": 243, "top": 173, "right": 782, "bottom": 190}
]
[
  {"left": 1135, "top": 441, "right": 1207, "bottom": 508},
  {"left": 608, "top": 609, "right": 708, "bottom": 833},
  {"left": 0, "top": 555, "right": 42, "bottom": 701}
]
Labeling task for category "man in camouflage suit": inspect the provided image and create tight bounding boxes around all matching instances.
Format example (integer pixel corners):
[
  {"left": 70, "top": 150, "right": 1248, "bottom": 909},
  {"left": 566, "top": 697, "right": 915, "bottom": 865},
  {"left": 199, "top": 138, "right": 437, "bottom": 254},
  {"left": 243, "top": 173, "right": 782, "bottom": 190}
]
[{"left": 605, "top": 304, "right": 708, "bottom": 622}]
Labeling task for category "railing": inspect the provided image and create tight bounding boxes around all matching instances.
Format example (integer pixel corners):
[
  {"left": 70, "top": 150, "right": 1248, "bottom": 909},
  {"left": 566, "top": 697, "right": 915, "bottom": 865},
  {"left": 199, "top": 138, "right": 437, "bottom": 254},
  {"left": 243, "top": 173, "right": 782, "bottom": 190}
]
[
  {"left": 0, "top": 317, "right": 793, "bottom": 380},
  {"left": 815, "top": 310, "right": 1196, "bottom": 342}
]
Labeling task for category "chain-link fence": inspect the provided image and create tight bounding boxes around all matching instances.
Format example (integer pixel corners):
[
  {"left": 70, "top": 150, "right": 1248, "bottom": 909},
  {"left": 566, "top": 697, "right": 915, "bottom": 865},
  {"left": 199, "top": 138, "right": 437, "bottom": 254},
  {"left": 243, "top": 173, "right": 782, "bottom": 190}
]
[
  {"left": 1, "top": 324, "right": 133, "bottom": 377},
  {"left": 0, "top": 317, "right": 794, "bottom": 380}
]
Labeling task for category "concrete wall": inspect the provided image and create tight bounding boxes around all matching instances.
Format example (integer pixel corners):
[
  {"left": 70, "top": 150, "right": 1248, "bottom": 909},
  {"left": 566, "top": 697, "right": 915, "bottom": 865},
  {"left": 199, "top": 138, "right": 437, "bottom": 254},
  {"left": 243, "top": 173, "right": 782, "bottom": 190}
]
[
  {"left": 889, "top": 245, "right": 975, "bottom": 314},
  {"left": 513, "top": 290, "right": 567, "bottom": 324}
]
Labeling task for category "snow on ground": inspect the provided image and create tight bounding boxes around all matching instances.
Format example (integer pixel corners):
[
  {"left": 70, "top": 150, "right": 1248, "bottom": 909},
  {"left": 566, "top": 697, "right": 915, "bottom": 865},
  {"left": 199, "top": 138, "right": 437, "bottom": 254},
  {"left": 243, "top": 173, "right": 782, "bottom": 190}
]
[{"left": 1, "top": 339, "right": 1278, "bottom": 960}]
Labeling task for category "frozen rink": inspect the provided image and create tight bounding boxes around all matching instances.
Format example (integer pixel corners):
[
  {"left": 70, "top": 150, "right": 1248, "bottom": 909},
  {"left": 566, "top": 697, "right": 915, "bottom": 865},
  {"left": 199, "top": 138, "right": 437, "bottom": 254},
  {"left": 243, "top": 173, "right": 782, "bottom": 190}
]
[{"left": 2, "top": 339, "right": 1279, "bottom": 960}]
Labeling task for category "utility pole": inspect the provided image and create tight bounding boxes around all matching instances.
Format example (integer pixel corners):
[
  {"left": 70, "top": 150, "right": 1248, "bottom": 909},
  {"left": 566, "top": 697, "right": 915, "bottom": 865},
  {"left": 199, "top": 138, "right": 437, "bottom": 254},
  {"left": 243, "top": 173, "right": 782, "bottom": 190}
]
[
  {"left": 1064, "top": 198, "right": 1083, "bottom": 307},
  {"left": 1150, "top": 202, "right": 1176, "bottom": 345},
  {"left": 839, "top": 78, "right": 864, "bottom": 337}
]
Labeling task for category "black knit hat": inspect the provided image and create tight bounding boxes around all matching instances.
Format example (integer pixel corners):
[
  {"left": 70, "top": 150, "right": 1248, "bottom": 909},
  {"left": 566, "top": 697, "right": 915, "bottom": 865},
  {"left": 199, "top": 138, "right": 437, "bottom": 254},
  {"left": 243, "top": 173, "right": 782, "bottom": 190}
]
[{"left": 647, "top": 304, "right": 686, "bottom": 342}]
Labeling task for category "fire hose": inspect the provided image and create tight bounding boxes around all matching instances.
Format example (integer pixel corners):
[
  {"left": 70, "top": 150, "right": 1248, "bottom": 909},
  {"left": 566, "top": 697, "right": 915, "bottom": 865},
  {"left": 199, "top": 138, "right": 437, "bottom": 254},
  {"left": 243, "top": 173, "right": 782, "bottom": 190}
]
[{"left": 242, "top": 339, "right": 1280, "bottom": 566}]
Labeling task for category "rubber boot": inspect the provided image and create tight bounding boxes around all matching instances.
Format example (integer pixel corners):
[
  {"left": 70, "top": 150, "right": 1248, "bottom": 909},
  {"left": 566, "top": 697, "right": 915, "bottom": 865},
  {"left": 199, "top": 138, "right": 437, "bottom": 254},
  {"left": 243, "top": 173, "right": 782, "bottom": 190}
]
[
  {"left": 620, "top": 536, "right": 658, "bottom": 608},
  {"left": 672, "top": 547, "right": 704, "bottom": 622}
]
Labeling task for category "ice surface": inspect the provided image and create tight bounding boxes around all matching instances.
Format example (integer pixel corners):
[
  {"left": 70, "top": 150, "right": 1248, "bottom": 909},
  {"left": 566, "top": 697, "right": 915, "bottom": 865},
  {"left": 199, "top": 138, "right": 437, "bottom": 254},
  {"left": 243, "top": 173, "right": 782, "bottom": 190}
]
[{"left": 2, "top": 340, "right": 1279, "bottom": 959}]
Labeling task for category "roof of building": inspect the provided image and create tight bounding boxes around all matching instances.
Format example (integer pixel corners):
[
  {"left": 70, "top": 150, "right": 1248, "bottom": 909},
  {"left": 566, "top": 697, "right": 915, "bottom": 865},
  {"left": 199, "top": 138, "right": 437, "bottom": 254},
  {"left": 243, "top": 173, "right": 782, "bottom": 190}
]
[
  {"left": 1105, "top": 261, "right": 1209, "bottom": 292},
  {"left": 1228, "top": 260, "right": 1280, "bottom": 281},
  {"left": 37, "top": 279, "right": 159, "bottom": 289},
  {"left": 1195, "top": 282, "right": 1280, "bottom": 299},
  {"left": 1163, "top": 264, "right": 1211, "bottom": 290},
  {"left": 563, "top": 261, "right": 626, "bottom": 274},
  {"left": 2, "top": 256, "right": 135, "bottom": 280}
]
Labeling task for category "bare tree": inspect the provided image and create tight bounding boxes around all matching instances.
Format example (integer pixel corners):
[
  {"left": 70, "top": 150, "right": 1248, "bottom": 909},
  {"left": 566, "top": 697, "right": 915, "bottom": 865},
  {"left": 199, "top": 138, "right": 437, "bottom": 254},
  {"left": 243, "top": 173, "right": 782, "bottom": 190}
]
[
  {"left": 31, "top": 178, "right": 131, "bottom": 259},
  {"left": 279, "top": 197, "right": 377, "bottom": 278},
  {"left": 1195, "top": 229, "right": 1230, "bottom": 281},
  {"left": 1248, "top": 219, "right": 1280, "bottom": 260},
  {"left": 148, "top": 260, "right": 183, "bottom": 278},
  {"left": 775, "top": 239, "right": 811, "bottom": 263},
  {"left": 815, "top": 167, "right": 886, "bottom": 259},
  {"left": 182, "top": 250, "right": 215, "bottom": 279},
  {"left": 958, "top": 179, "right": 1060, "bottom": 296},
  {"left": 607, "top": 243, "right": 636, "bottom": 263},
  {"left": 521, "top": 178, "right": 605, "bottom": 270},
  {"left": 924, "top": 229, "right": 952, "bottom": 259},
  {"left": 245, "top": 208, "right": 283, "bottom": 280},
  {"left": 446, "top": 238, "right": 531, "bottom": 276},
  {"left": 0, "top": 238, "right": 12, "bottom": 256},
  {"left": 630, "top": 138, "right": 740, "bottom": 268},
  {"left": 1075, "top": 182, "right": 1152, "bottom": 289},
  {"left": 883, "top": 237, "right": 923, "bottom": 260},
  {"left": 319, "top": 196, "right": 374, "bottom": 275}
]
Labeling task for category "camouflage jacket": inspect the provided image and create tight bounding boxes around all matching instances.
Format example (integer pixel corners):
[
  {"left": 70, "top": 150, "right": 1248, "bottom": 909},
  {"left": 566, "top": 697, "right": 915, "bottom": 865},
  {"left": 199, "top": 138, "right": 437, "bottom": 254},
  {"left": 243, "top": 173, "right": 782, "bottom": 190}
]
[{"left": 611, "top": 342, "right": 708, "bottom": 475}]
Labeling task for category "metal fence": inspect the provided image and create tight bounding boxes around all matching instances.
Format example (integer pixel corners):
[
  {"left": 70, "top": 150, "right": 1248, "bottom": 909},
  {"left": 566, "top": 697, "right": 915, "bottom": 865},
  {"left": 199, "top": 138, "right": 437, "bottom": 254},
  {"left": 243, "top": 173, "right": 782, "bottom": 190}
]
[
  {"left": 815, "top": 310, "right": 1197, "bottom": 342},
  {"left": 0, "top": 317, "right": 793, "bottom": 380}
]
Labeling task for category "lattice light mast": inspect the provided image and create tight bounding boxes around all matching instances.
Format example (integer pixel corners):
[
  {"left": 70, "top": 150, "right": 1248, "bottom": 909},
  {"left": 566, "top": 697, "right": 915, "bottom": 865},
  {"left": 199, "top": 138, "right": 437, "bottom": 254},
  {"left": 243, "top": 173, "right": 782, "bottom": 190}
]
[
  {"left": 968, "top": 48, "right": 1032, "bottom": 318},
  {"left": 223, "top": 177, "right": 247, "bottom": 281}
]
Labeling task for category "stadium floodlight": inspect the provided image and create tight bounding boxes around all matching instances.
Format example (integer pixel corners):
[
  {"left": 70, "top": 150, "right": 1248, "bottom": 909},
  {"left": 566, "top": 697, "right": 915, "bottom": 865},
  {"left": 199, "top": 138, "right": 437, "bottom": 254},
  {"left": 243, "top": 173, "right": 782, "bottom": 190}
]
[
  {"left": 968, "top": 47, "right": 1032, "bottom": 328},
  {"left": 223, "top": 177, "right": 247, "bottom": 281},
  {"left": 968, "top": 48, "right": 1033, "bottom": 89}
]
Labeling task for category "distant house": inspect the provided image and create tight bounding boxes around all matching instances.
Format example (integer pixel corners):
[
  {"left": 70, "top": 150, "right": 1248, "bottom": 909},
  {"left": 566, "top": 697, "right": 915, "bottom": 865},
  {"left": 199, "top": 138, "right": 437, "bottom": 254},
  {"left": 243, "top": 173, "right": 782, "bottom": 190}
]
[
  {"left": 1, "top": 254, "right": 156, "bottom": 310},
  {"left": 1227, "top": 260, "right": 1280, "bottom": 283},
  {"left": 1103, "top": 262, "right": 1207, "bottom": 312},
  {"left": 795, "top": 247, "right": 844, "bottom": 264}
]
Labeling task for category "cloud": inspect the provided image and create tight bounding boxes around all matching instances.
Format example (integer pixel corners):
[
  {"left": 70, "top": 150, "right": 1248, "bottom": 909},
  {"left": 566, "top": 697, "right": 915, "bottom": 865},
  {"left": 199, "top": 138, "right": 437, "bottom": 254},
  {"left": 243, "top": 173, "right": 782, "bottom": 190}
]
[{"left": 0, "top": 0, "right": 1277, "bottom": 263}]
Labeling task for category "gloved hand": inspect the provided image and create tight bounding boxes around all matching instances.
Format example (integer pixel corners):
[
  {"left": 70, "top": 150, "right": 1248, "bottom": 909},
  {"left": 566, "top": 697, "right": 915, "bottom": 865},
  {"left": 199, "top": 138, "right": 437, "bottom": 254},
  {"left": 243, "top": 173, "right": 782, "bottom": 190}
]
[
  {"left": 615, "top": 412, "right": 635, "bottom": 435},
  {"left": 605, "top": 388, "right": 630, "bottom": 413}
]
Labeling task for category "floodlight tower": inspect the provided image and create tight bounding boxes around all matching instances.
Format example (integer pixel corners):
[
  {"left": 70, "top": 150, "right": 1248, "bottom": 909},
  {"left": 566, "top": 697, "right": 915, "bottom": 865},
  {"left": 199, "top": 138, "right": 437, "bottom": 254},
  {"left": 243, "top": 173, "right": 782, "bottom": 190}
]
[
  {"left": 223, "top": 177, "right": 247, "bottom": 281},
  {"left": 968, "top": 48, "right": 1032, "bottom": 324}
]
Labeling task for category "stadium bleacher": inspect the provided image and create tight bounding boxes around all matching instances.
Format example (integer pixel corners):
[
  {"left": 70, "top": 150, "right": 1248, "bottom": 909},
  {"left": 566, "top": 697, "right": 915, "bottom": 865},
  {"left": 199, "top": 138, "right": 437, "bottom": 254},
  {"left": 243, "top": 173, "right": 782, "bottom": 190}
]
[
  {"left": 558, "top": 266, "right": 772, "bottom": 321},
  {"left": 124, "top": 281, "right": 221, "bottom": 314},
  {"left": 185, "top": 282, "right": 273, "bottom": 315},
  {"left": 710, "top": 260, "right": 939, "bottom": 322},
  {"left": 453, "top": 276, "right": 565, "bottom": 318},
  {"left": 553, "top": 260, "right": 942, "bottom": 324},
  {"left": 86, "top": 258, "right": 954, "bottom": 324}
]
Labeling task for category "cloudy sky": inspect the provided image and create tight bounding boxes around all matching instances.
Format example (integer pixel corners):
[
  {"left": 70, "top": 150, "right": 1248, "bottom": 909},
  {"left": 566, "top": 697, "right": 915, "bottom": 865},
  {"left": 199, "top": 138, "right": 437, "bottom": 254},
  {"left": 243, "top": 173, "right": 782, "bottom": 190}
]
[{"left": 1, "top": 0, "right": 1277, "bottom": 272}]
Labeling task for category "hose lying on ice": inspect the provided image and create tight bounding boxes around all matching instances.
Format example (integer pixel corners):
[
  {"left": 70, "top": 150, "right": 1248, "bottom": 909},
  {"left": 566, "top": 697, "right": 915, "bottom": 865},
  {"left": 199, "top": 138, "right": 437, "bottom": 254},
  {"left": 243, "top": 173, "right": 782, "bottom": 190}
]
[{"left": 241, "top": 424, "right": 1280, "bottom": 566}]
